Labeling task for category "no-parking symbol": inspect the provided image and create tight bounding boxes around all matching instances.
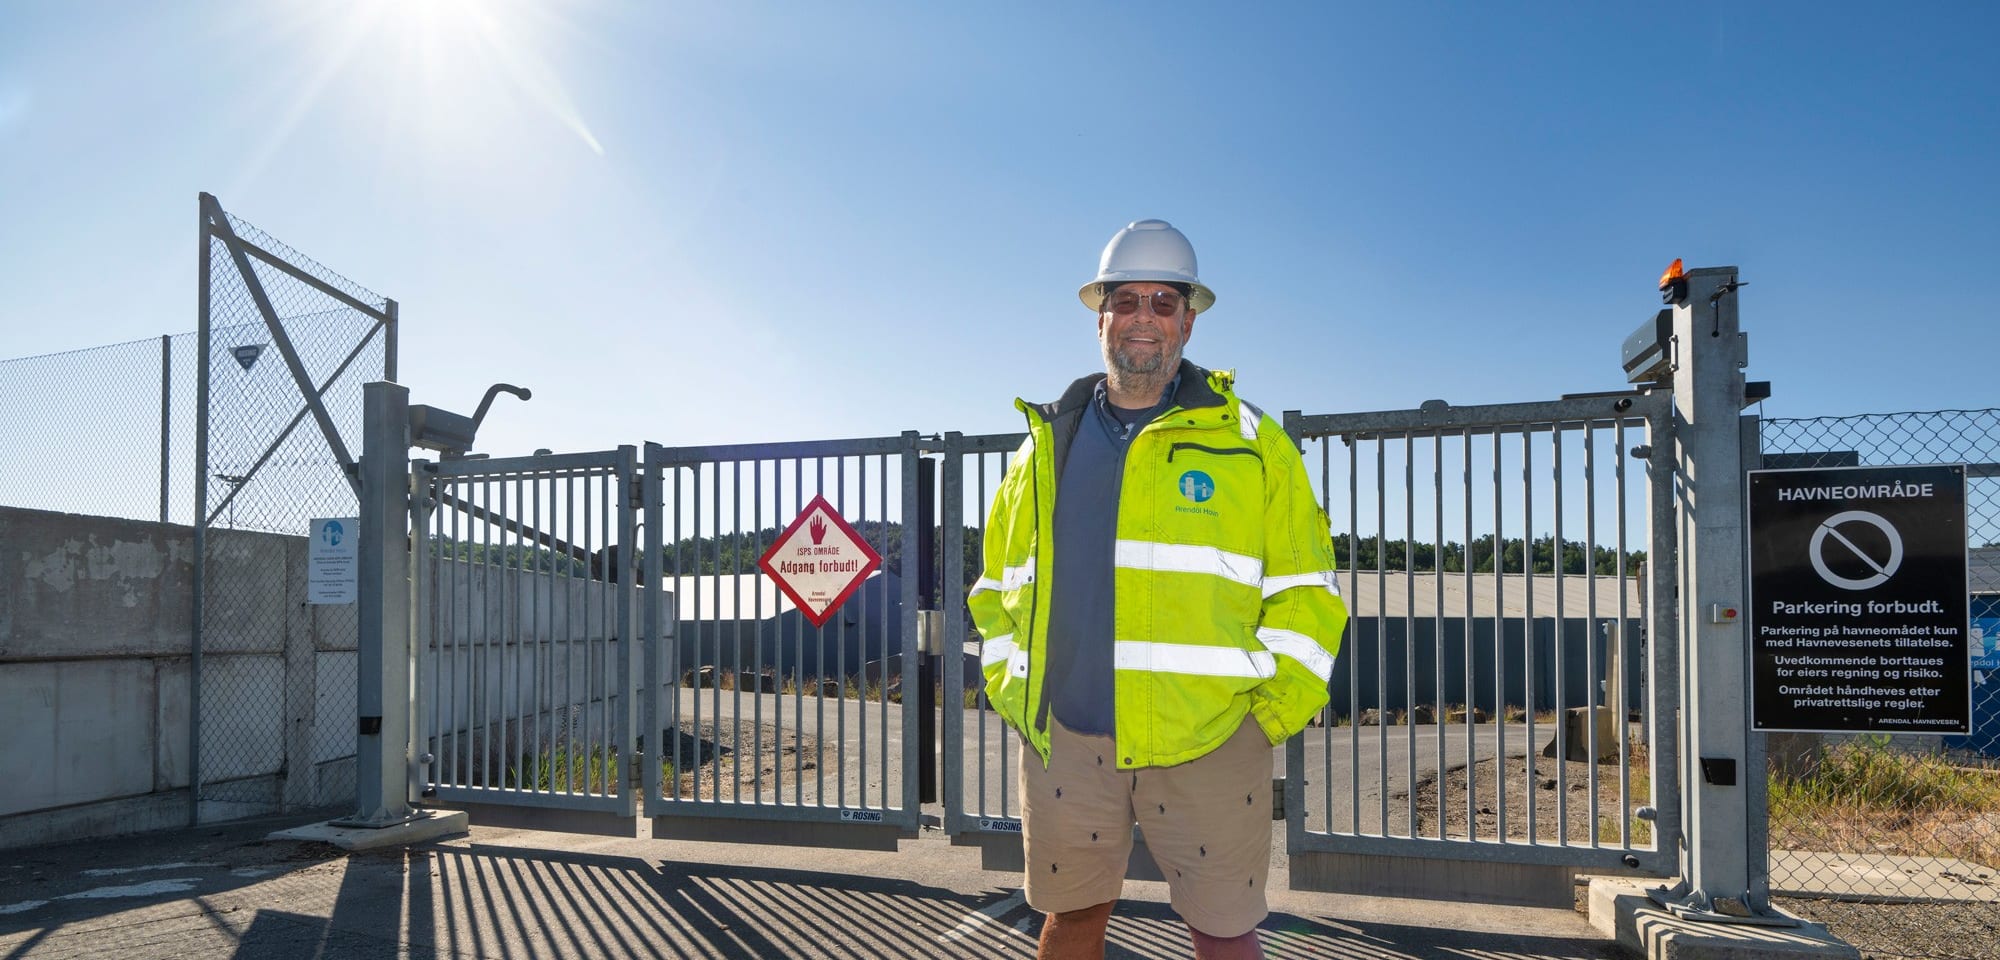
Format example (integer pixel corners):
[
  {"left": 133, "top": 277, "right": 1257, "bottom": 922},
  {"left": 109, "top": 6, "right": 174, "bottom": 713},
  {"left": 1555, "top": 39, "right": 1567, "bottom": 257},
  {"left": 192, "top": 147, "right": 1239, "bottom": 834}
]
[{"left": 1808, "top": 510, "right": 1903, "bottom": 590}]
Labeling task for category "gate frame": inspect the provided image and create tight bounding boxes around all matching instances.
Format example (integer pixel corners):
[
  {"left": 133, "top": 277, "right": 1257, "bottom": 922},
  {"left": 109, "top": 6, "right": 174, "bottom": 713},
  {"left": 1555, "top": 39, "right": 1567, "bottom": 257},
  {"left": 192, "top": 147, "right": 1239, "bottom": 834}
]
[
  {"left": 409, "top": 444, "right": 644, "bottom": 833},
  {"left": 1279, "top": 391, "right": 1683, "bottom": 903},
  {"left": 639, "top": 435, "right": 926, "bottom": 851}
]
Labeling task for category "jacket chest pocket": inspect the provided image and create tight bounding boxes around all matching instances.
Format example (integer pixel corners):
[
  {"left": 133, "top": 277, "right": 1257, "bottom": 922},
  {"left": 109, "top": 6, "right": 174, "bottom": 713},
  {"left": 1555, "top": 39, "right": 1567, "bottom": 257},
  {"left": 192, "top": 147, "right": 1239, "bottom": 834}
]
[{"left": 1152, "top": 442, "right": 1263, "bottom": 557}]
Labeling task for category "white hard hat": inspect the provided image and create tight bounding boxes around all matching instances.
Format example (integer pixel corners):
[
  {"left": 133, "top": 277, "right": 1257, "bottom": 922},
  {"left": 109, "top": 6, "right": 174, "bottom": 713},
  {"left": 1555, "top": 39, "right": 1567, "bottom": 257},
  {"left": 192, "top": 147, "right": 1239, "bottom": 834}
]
[{"left": 1078, "top": 219, "right": 1216, "bottom": 313}]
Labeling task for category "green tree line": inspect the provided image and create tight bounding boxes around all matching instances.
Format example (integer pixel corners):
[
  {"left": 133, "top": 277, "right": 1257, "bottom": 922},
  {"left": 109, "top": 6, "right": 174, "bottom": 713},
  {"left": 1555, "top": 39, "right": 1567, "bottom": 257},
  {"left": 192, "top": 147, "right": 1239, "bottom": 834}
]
[{"left": 1334, "top": 534, "right": 1644, "bottom": 576}]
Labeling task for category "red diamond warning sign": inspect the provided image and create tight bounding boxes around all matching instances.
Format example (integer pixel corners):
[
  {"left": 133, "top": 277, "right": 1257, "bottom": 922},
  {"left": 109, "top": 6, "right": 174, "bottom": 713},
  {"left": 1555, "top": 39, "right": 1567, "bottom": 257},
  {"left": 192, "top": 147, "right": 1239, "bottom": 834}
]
[{"left": 757, "top": 494, "right": 883, "bottom": 628}]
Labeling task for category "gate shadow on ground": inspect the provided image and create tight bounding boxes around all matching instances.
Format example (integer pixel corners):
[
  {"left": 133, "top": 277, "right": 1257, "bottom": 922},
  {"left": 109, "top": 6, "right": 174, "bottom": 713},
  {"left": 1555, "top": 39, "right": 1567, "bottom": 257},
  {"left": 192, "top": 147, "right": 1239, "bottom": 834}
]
[{"left": 242, "top": 840, "right": 1623, "bottom": 960}]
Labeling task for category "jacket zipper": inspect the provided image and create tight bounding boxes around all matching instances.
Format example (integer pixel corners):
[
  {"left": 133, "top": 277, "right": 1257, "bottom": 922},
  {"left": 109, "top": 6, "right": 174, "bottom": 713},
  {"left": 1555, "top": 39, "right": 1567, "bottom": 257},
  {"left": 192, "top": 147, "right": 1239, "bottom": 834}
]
[{"left": 1167, "top": 441, "right": 1261, "bottom": 463}]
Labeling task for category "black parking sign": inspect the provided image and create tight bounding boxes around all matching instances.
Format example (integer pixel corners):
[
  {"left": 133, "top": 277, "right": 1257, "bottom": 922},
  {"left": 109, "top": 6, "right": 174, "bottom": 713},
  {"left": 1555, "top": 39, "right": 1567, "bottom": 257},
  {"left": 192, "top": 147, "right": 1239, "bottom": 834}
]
[{"left": 1748, "top": 464, "right": 1970, "bottom": 733}]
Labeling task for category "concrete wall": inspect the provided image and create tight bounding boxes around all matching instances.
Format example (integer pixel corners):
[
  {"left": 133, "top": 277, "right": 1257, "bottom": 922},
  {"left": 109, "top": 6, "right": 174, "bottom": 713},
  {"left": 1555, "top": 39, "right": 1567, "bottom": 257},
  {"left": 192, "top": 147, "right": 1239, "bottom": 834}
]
[{"left": 0, "top": 507, "right": 356, "bottom": 849}]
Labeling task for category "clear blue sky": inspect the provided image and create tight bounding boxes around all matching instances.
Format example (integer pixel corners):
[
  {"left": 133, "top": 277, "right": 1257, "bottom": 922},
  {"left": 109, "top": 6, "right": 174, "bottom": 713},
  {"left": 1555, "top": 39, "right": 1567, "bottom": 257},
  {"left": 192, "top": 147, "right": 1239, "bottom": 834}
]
[{"left": 2, "top": 1, "right": 1995, "bottom": 460}]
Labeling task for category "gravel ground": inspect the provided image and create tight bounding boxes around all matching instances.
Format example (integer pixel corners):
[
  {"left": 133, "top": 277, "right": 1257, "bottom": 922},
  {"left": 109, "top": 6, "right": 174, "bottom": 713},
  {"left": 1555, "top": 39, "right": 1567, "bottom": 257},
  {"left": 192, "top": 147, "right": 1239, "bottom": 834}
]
[
  {"left": 1773, "top": 898, "right": 2000, "bottom": 960},
  {"left": 1414, "top": 754, "right": 1999, "bottom": 959}
]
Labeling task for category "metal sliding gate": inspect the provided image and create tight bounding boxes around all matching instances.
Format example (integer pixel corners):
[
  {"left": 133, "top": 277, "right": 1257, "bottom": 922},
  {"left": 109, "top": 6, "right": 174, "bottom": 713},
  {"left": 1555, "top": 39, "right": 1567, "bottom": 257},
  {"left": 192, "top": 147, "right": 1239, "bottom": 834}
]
[
  {"left": 410, "top": 397, "right": 1682, "bottom": 898},
  {"left": 1279, "top": 393, "right": 1682, "bottom": 903},
  {"left": 938, "top": 432, "right": 1035, "bottom": 862},
  {"left": 639, "top": 436, "right": 925, "bottom": 849},
  {"left": 416, "top": 448, "right": 642, "bottom": 826}
]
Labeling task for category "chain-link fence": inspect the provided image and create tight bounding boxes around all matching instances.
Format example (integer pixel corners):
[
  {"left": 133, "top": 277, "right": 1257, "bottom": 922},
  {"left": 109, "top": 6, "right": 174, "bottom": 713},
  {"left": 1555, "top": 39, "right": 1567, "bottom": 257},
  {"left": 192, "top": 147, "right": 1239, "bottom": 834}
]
[
  {"left": 193, "top": 195, "right": 394, "bottom": 819},
  {"left": 0, "top": 332, "right": 199, "bottom": 524},
  {"left": 1760, "top": 410, "right": 2000, "bottom": 959}
]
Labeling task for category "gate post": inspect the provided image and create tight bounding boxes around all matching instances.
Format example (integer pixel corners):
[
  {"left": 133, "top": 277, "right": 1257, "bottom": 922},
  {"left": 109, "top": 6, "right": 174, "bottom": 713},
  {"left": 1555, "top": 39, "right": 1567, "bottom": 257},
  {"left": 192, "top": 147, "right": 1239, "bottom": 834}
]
[
  {"left": 342, "top": 380, "right": 416, "bottom": 827},
  {"left": 1660, "top": 266, "right": 1776, "bottom": 919},
  {"left": 917, "top": 455, "right": 939, "bottom": 804}
]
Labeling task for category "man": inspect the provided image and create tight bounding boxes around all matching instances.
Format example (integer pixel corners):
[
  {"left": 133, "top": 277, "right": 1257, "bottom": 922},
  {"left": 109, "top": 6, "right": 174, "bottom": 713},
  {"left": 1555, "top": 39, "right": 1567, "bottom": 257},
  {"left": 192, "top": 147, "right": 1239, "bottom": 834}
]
[{"left": 969, "top": 219, "right": 1349, "bottom": 959}]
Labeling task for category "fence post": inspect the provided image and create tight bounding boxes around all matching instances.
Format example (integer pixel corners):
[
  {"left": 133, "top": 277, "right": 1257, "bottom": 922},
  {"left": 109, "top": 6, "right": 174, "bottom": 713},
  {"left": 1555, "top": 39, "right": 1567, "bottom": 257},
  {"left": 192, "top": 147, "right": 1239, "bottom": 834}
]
[
  {"left": 342, "top": 380, "right": 416, "bottom": 826},
  {"left": 159, "top": 334, "right": 172, "bottom": 524},
  {"left": 917, "top": 455, "right": 938, "bottom": 804},
  {"left": 1660, "top": 266, "right": 1776, "bottom": 920},
  {"left": 191, "top": 196, "right": 215, "bottom": 827}
]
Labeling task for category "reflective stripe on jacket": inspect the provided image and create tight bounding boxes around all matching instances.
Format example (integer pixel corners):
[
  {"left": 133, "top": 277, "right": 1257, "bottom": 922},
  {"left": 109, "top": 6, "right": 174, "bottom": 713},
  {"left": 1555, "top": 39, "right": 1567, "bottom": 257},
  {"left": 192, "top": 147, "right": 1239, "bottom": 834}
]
[{"left": 969, "top": 362, "right": 1349, "bottom": 769}]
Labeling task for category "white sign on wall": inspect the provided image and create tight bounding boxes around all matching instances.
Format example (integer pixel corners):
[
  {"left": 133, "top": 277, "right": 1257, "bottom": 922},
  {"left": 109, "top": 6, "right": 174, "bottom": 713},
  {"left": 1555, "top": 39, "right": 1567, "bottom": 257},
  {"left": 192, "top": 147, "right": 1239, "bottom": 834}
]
[{"left": 308, "top": 516, "right": 359, "bottom": 605}]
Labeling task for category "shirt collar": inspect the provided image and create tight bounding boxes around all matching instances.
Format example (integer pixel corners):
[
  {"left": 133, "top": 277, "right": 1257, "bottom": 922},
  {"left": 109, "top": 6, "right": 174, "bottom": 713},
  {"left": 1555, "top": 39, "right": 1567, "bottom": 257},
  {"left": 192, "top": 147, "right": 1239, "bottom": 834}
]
[{"left": 1091, "top": 373, "right": 1180, "bottom": 439}]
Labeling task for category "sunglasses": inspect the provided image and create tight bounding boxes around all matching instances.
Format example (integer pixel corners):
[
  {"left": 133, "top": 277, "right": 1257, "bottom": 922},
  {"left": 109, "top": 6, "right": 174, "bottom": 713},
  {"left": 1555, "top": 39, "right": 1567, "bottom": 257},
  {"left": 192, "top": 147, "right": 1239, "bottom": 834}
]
[{"left": 1104, "top": 289, "right": 1185, "bottom": 318}]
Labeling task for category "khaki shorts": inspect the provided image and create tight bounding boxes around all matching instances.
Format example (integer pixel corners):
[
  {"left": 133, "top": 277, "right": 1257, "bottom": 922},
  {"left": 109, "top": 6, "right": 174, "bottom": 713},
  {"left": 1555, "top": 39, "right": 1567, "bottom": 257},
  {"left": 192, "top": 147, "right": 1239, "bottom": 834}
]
[{"left": 1019, "top": 715, "right": 1275, "bottom": 938}]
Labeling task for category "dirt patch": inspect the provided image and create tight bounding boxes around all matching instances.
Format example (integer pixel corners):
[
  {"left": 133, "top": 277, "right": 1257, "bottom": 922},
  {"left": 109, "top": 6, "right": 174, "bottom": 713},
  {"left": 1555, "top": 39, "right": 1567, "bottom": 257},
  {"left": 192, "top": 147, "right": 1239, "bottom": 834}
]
[
  {"left": 1400, "top": 752, "right": 1651, "bottom": 845},
  {"left": 658, "top": 718, "right": 825, "bottom": 802}
]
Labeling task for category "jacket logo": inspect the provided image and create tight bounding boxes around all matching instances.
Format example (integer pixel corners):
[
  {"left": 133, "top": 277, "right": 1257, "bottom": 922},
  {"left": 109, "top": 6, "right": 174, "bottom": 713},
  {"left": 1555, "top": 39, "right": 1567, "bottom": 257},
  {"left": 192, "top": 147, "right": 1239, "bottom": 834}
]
[{"left": 1178, "top": 470, "right": 1215, "bottom": 503}]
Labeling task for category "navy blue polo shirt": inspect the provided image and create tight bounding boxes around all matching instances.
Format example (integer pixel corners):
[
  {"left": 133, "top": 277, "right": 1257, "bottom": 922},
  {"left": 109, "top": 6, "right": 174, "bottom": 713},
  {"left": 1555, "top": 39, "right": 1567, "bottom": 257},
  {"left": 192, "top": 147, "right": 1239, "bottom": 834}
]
[{"left": 1046, "top": 378, "right": 1175, "bottom": 735}]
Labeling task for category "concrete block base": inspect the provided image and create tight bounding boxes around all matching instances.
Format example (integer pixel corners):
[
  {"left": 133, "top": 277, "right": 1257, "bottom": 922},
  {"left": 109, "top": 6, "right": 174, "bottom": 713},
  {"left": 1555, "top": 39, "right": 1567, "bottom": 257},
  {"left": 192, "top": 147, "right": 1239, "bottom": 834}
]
[
  {"left": 1588, "top": 879, "right": 1860, "bottom": 959},
  {"left": 268, "top": 808, "right": 468, "bottom": 852}
]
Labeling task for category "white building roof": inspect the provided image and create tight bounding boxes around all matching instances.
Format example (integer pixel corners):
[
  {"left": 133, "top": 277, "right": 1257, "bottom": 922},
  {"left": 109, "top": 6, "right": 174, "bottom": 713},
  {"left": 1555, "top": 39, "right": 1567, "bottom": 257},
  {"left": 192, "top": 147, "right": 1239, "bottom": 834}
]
[{"left": 1340, "top": 572, "right": 1644, "bottom": 619}]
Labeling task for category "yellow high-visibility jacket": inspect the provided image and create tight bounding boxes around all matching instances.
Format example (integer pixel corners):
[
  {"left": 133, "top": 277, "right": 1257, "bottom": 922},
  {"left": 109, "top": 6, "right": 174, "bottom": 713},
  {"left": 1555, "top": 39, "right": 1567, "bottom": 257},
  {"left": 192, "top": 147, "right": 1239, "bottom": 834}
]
[{"left": 969, "top": 362, "right": 1349, "bottom": 769}]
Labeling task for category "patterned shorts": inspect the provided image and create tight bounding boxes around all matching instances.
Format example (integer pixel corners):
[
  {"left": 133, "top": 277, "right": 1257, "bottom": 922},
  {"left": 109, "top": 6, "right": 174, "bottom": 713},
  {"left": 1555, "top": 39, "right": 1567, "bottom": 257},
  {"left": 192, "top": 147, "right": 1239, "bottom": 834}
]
[{"left": 1019, "top": 715, "right": 1275, "bottom": 938}]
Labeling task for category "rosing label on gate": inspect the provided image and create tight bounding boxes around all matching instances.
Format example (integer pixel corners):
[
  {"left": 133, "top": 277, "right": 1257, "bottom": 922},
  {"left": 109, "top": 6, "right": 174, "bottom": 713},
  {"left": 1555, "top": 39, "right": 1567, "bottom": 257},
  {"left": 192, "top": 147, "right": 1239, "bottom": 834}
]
[{"left": 1748, "top": 464, "right": 1971, "bottom": 733}]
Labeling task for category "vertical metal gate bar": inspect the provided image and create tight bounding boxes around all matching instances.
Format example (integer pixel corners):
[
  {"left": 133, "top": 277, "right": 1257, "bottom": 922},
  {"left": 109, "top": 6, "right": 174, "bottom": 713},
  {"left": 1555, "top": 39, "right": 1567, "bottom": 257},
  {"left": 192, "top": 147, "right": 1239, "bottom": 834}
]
[
  {"left": 828, "top": 456, "right": 843, "bottom": 807},
  {"left": 479, "top": 476, "right": 493, "bottom": 790},
  {"left": 650, "top": 447, "right": 669, "bottom": 807},
  {"left": 502, "top": 472, "right": 516, "bottom": 791},
  {"left": 900, "top": 440, "right": 921, "bottom": 819},
  {"left": 1616, "top": 421, "right": 1631, "bottom": 846},
  {"left": 814, "top": 456, "right": 826, "bottom": 806},
  {"left": 700, "top": 462, "right": 714, "bottom": 800},
  {"left": 454, "top": 477, "right": 466, "bottom": 791},
  {"left": 1433, "top": 429, "right": 1445, "bottom": 840},
  {"left": 599, "top": 468, "right": 612, "bottom": 796},
  {"left": 670, "top": 464, "right": 686, "bottom": 800},
  {"left": 1554, "top": 423, "right": 1568, "bottom": 842},
  {"left": 575, "top": 468, "right": 588, "bottom": 794},
  {"left": 1321, "top": 438, "right": 1335, "bottom": 834},
  {"left": 1493, "top": 426, "right": 1505, "bottom": 839},
  {"left": 1375, "top": 436, "right": 1387, "bottom": 834},
  {"left": 988, "top": 449, "right": 1006, "bottom": 818},
  {"left": 436, "top": 476, "right": 450, "bottom": 791},
  {"left": 1584, "top": 424, "right": 1600, "bottom": 844},
  {"left": 533, "top": 471, "right": 545, "bottom": 794},
  {"left": 1585, "top": 423, "right": 1601, "bottom": 846},
  {"left": 731, "top": 459, "right": 744, "bottom": 804},
  {"left": 1522, "top": 426, "right": 1536, "bottom": 845},
  {"left": 862, "top": 455, "right": 876, "bottom": 810},
  {"left": 501, "top": 475, "right": 515, "bottom": 790},
  {"left": 793, "top": 458, "right": 805, "bottom": 805},
  {"left": 753, "top": 458, "right": 767, "bottom": 804},
  {"left": 1462, "top": 427, "right": 1475, "bottom": 837},
  {"left": 974, "top": 448, "right": 990, "bottom": 818},
  {"left": 587, "top": 470, "right": 602, "bottom": 795},
  {"left": 940, "top": 439, "right": 964, "bottom": 828},
  {"left": 1404, "top": 430, "right": 1416, "bottom": 837},
  {"left": 1352, "top": 436, "right": 1368, "bottom": 832},
  {"left": 714, "top": 463, "right": 726, "bottom": 799},
  {"left": 855, "top": 456, "right": 869, "bottom": 810},
  {"left": 414, "top": 471, "right": 430, "bottom": 800},
  {"left": 889, "top": 450, "right": 901, "bottom": 811},
  {"left": 617, "top": 447, "right": 639, "bottom": 807}
]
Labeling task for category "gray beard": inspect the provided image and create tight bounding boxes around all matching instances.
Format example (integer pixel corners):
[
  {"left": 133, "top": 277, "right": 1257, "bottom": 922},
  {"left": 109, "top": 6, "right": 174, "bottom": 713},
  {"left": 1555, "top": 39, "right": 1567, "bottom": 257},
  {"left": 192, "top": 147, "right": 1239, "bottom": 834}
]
[{"left": 1105, "top": 338, "right": 1179, "bottom": 377}]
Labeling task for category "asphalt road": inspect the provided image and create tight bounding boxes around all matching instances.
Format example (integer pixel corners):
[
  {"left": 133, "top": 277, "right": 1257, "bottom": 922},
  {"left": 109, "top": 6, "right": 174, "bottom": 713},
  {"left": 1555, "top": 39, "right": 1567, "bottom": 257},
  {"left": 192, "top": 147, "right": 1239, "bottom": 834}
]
[
  {"left": 655, "top": 692, "right": 1573, "bottom": 837},
  {"left": 0, "top": 809, "right": 1625, "bottom": 960}
]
